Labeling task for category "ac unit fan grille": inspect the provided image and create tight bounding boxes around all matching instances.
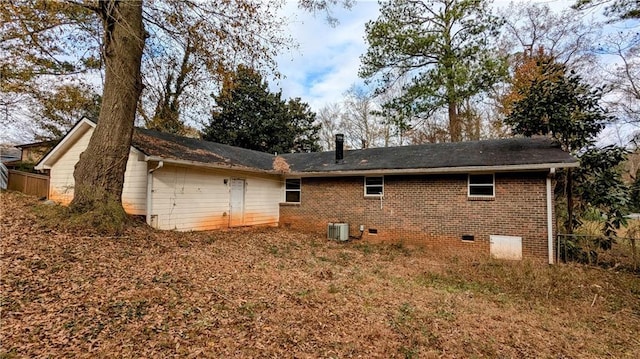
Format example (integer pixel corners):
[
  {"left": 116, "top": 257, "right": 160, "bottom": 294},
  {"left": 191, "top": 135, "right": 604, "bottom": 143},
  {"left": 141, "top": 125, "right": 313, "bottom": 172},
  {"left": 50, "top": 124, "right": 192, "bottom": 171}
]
[{"left": 327, "top": 223, "right": 349, "bottom": 241}]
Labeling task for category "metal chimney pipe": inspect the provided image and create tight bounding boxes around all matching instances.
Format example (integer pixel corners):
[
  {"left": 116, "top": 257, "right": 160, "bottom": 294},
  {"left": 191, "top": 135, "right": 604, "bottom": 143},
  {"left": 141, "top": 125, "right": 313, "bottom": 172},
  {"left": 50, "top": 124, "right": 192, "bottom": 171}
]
[{"left": 335, "top": 134, "right": 344, "bottom": 163}]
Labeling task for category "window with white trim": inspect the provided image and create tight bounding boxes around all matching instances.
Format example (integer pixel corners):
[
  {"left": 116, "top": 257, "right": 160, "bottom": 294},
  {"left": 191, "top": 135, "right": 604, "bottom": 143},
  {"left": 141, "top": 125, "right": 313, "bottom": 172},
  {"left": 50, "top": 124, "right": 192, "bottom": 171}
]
[
  {"left": 365, "top": 176, "right": 384, "bottom": 196},
  {"left": 468, "top": 174, "right": 494, "bottom": 197},
  {"left": 285, "top": 178, "right": 301, "bottom": 203}
]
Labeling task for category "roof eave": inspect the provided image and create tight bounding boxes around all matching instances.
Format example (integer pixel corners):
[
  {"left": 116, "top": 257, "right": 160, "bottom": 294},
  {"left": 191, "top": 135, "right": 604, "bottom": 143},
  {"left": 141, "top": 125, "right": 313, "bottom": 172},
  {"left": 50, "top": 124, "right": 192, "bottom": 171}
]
[
  {"left": 287, "top": 161, "right": 579, "bottom": 177},
  {"left": 34, "top": 118, "right": 96, "bottom": 170},
  {"left": 143, "top": 155, "right": 280, "bottom": 175}
]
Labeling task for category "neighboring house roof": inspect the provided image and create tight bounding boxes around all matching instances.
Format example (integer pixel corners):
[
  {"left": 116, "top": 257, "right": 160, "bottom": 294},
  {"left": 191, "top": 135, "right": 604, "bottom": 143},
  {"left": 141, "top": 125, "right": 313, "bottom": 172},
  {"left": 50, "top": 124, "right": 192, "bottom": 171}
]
[
  {"left": 36, "top": 117, "right": 578, "bottom": 176},
  {"left": 0, "top": 146, "right": 21, "bottom": 163},
  {"left": 281, "top": 137, "right": 578, "bottom": 175},
  {"left": 132, "top": 127, "right": 275, "bottom": 171},
  {"left": 16, "top": 140, "right": 58, "bottom": 149}
]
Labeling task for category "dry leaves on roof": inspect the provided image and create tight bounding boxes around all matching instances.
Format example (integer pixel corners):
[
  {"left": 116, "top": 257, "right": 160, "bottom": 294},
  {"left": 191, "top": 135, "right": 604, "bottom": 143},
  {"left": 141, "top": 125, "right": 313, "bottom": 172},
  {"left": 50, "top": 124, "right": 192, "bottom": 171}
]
[
  {"left": 272, "top": 156, "right": 290, "bottom": 173},
  {"left": 133, "top": 131, "right": 225, "bottom": 162}
]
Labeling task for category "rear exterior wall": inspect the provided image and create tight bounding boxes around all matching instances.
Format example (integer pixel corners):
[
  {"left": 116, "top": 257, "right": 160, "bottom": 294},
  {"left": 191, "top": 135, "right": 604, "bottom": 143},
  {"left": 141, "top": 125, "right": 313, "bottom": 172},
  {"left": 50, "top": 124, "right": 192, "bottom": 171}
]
[
  {"left": 279, "top": 172, "right": 552, "bottom": 260},
  {"left": 151, "top": 165, "right": 281, "bottom": 231}
]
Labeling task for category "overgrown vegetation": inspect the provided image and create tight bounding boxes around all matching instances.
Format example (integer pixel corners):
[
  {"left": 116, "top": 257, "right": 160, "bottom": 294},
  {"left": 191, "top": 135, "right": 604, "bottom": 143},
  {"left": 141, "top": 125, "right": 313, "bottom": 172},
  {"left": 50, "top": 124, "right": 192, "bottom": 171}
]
[{"left": 2, "top": 191, "right": 639, "bottom": 357}]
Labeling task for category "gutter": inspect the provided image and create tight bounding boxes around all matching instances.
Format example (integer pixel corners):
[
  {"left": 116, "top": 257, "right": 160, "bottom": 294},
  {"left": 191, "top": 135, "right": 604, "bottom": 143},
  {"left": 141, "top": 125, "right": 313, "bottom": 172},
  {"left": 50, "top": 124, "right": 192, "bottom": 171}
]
[
  {"left": 287, "top": 162, "right": 579, "bottom": 178},
  {"left": 142, "top": 155, "right": 578, "bottom": 179},
  {"left": 547, "top": 168, "right": 556, "bottom": 264},
  {"left": 146, "top": 161, "right": 163, "bottom": 227}
]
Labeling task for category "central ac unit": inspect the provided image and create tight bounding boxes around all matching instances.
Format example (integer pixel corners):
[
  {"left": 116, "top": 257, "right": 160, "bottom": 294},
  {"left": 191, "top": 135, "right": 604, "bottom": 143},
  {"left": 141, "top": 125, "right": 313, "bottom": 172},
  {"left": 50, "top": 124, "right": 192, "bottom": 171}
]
[{"left": 328, "top": 223, "right": 349, "bottom": 241}]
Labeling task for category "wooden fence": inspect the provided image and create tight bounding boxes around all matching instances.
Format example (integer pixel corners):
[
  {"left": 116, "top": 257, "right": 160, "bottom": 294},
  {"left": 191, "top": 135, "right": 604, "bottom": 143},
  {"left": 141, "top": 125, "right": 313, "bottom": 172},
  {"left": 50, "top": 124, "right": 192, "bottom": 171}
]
[{"left": 7, "top": 170, "right": 49, "bottom": 199}]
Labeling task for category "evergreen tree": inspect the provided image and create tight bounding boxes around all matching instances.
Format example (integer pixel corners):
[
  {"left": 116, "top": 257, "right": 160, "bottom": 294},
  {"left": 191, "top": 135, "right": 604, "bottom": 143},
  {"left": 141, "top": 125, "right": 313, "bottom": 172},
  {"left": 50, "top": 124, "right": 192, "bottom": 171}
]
[
  {"left": 505, "top": 61, "right": 606, "bottom": 153},
  {"left": 203, "top": 65, "right": 320, "bottom": 154},
  {"left": 505, "top": 60, "right": 628, "bottom": 238},
  {"left": 286, "top": 97, "right": 322, "bottom": 153},
  {"left": 359, "top": 0, "right": 506, "bottom": 142},
  {"left": 574, "top": 0, "right": 640, "bottom": 21},
  {"left": 630, "top": 171, "right": 640, "bottom": 213}
]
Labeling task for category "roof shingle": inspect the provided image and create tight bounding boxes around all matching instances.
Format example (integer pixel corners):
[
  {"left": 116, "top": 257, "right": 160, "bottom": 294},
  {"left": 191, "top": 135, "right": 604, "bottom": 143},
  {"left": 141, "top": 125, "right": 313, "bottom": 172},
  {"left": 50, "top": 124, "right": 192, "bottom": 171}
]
[
  {"left": 280, "top": 136, "right": 576, "bottom": 173},
  {"left": 131, "top": 127, "right": 577, "bottom": 174},
  {"left": 132, "top": 128, "right": 275, "bottom": 171}
]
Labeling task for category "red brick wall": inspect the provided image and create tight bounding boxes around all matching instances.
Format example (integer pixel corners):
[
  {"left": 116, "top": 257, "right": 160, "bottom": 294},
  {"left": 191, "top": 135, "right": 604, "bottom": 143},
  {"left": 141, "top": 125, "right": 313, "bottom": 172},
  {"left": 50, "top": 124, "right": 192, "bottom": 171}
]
[{"left": 279, "top": 172, "right": 553, "bottom": 261}]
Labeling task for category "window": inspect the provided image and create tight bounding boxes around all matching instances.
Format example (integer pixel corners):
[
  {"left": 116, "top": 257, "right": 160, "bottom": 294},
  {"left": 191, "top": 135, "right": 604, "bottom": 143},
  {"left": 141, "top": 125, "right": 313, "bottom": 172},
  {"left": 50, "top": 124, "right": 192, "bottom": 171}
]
[
  {"left": 285, "top": 178, "right": 301, "bottom": 203},
  {"left": 365, "top": 176, "right": 384, "bottom": 196},
  {"left": 468, "top": 174, "right": 494, "bottom": 197}
]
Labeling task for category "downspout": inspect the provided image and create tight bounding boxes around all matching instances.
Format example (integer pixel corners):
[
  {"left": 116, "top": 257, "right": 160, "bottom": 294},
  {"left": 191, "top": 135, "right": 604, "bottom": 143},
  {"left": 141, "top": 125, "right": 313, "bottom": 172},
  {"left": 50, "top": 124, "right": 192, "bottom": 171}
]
[
  {"left": 547, "top": 168, "right": 556, "bottom": 264},
  {"left": 146, "top": 161, "right": 164, "bottom": 226}
]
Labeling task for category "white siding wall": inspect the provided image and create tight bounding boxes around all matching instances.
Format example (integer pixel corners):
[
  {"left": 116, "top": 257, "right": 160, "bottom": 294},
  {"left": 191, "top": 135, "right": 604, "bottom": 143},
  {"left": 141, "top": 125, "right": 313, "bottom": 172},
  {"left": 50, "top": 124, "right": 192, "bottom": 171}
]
[
  {"left": 244, "top": 175, "right": 282, "bottom": 225},
  {"left": 150, "top": 165, "right": 281, "bottom": 231},
  {"left": 48, "top": 127, "right": 147, "bottom": 214},
  {"left": 121, "top": 148, "right": 148, "bottom": 215},
  {"left": 49, "top": 128, "right": 93, "bottom": 204}
]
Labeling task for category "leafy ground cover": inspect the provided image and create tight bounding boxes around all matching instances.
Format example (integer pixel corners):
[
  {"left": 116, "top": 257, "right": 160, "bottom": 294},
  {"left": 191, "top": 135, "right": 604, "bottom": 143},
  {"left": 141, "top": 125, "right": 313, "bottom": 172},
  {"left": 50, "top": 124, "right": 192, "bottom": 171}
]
[{"left": 1, "top": 191, "right": 639, "bottom": 358}]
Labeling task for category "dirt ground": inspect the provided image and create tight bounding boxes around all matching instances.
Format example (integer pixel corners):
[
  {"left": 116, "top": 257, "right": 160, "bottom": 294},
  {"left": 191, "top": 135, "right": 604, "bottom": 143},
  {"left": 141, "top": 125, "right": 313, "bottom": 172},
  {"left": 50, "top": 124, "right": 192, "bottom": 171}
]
[{"left": 1, "top": 191, "right": 639, "bottom": 358}]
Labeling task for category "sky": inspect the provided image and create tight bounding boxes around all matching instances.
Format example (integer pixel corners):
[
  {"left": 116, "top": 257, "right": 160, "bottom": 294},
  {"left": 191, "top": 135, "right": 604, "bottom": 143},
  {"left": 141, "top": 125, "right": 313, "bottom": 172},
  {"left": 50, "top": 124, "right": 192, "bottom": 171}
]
[
  {"left": 271, "top": 0, "right": 637, "bottom": 145},
  {"left": 271, "top": 0, "right": 573, "bottom": 112},
  {"left": 3, "top": 0, "right": 632, "bottom": 145},
  {"left": 271, "top": 0, "right": 382, "bottom": 110}
]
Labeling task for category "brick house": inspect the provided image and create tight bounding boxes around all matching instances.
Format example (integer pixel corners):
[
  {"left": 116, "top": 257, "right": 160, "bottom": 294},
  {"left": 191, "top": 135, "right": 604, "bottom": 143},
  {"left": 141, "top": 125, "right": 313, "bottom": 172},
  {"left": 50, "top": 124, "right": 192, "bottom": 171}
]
[
  {"left": 279, "top": 135, "right": 578, "bottom": 263},
  {"left": 37, "top": 119, "right": 577, "bottom": 263}
]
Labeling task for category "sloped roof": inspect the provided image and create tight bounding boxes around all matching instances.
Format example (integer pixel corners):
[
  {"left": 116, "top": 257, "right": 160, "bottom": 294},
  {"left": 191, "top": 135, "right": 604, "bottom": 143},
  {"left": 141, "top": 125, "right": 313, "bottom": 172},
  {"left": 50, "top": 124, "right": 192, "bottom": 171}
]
[
  {"left": 132, "top": 127, "right": 275, "bottom": 171},
  {"left": 35, "top": 117, "right": 578, "bottom": 175},
  {"left": 35, "top": 118, "right": 277, "bottom": 173},
  {"left": 16, "top": 140, "right": 58, "bottom": 149},
  {"left": 281, "top": 136, "right": 577, "bottom": 174},
  {"left": 0, "top": 146, "right": 21, "bottom": 163}
]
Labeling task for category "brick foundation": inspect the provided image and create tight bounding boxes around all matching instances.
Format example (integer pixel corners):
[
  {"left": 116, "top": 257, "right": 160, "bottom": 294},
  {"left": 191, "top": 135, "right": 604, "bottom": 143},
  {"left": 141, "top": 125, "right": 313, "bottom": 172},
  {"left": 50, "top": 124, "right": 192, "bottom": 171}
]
[{"left": 279, "top": 172, "right": 554, "bottom": 261}]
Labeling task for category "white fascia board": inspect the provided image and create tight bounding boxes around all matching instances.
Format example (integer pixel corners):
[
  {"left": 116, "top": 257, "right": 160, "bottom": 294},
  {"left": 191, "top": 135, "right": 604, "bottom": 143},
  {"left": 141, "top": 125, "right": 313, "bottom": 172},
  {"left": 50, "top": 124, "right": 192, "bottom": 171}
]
[
  {"left": 287, "top": 162, "right": 579, "bottom": 177},
  {"left": 34, "top": 118, "right": 96, "bottom": 170}
]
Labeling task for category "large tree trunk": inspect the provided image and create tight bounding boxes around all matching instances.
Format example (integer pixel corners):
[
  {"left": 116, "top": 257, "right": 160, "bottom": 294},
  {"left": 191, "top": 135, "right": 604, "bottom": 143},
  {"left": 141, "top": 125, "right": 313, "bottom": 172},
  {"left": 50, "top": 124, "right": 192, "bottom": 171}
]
[{"left": 70, "top": 1, "right": 145, "bottom": 212}]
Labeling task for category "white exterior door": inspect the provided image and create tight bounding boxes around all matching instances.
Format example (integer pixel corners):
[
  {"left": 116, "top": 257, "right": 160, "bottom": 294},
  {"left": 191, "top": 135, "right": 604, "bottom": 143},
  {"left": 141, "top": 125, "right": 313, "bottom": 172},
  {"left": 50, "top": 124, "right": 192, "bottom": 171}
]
[
  {"left": 490, "top": 235, "right": 523, "bottom": 260},
  {"left": 229, "top": 179, "right": 245, "bottom": 227}
]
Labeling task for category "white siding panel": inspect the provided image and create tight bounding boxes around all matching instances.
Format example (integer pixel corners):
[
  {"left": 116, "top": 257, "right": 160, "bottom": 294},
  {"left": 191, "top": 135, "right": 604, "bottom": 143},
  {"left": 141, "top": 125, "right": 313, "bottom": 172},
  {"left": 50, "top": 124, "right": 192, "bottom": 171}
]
[
  {"left": 48, "top": 127, "right": 281, "bottom": 230},
  {"left": 122, "top": 148, "right": 147, "bottom": 215},
  {"left": 49, "top": 127, "right": 147, "bottom": 214},
  {"left": 151, "top": 166, "right": 231, "bottom": 231},
  {"left": 244, "top": 176, "right": 281, "bottom": 226},
  {"left": 49, "top": 128, "right": 93, "bottom": 204},
  {"left": 150, "top": 166, "right": 281, "bottom": 231}
]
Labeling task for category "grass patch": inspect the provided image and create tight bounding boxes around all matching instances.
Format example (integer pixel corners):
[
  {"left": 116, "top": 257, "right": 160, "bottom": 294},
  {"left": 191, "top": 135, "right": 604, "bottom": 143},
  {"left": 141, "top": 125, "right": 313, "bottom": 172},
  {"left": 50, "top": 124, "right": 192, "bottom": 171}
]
[
  {"left": 353, "top": 243, "right": 374, "bottom": 255},
  {"left": 416, "top": 271, "right": 499, "bottom": 295}
]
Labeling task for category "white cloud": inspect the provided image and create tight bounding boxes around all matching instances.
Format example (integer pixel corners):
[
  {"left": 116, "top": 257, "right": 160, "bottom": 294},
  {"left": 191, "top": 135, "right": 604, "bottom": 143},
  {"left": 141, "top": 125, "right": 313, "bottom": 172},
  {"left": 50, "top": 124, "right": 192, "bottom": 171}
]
[{"left": 272, "top": 1, "right": 380, "bottom": 110}]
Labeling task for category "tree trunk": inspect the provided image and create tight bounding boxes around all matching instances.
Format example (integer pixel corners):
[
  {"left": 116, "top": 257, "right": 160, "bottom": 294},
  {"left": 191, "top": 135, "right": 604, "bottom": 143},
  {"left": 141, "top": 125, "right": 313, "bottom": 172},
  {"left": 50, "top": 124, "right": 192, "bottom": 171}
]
[
  {"left": 448, "top": 101, "right": 461, "bottom": 142},
  {"left": 566, "top": 168, "right": 574, "bottom": 235},
  {"left": 70, "top": 1, "right": 145, "bottom": 212}
]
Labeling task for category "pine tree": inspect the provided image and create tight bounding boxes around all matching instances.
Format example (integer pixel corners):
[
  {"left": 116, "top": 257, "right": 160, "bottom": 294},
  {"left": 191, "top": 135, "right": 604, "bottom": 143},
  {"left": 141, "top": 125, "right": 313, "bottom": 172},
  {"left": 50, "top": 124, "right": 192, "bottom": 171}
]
[{"left": 359, "top": 0, "right": 506, "bottom": 142}]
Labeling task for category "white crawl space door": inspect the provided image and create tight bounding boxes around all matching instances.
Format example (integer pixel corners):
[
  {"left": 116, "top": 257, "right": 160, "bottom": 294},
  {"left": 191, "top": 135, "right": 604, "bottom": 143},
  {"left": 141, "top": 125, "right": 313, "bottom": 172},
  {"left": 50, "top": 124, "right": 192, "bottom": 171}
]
[
  {"left": 490, "top": 235, "right": 523, "bottom": 260},
  {"left": 229, "top": 179, "right": 245, "bottom": 227}
]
